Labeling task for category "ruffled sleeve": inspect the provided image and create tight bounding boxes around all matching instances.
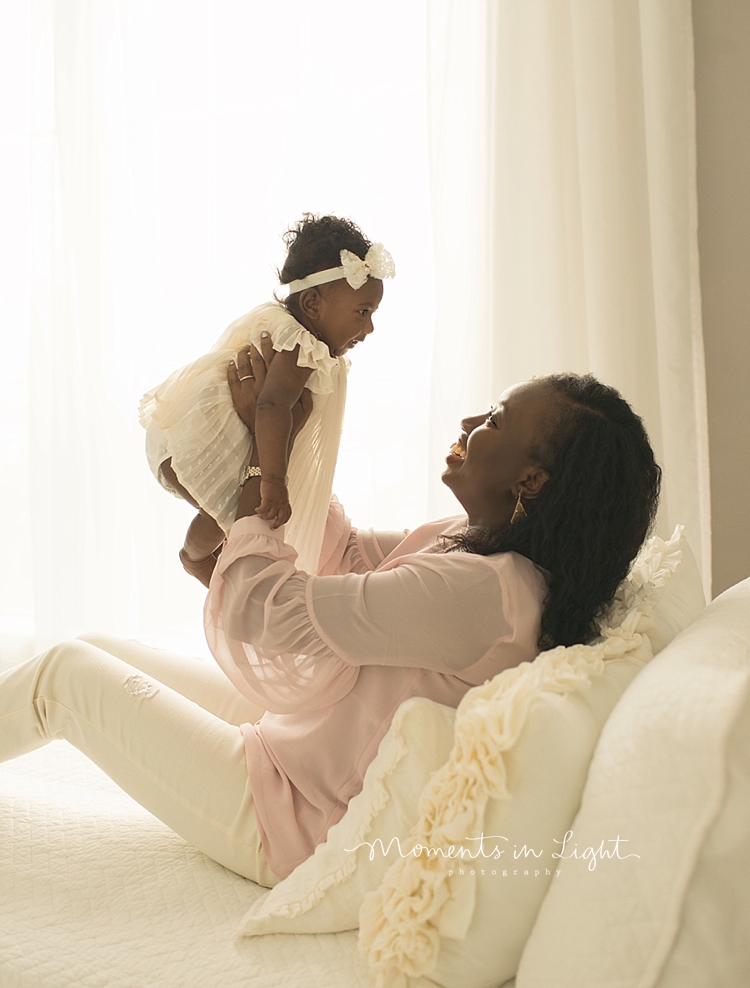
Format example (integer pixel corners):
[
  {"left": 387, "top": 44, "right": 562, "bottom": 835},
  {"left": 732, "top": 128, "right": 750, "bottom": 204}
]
[
  {"left": 210, "top": 302, "right": 346, "bottom": 396},
  {"left": 269, "top": 316, "right": 347, "bottom": 395},
  {"left": 316, "top": 496, "right": 410, "bottom": 575},
  {"left": 204, "top": 504, "right": 544, "bottom": 714},
  {"left": 205, "top": 514, "right": 359, "bottom": 714},
  {"left": 204, "top": 498, "right": 404, "bottom": 713}
]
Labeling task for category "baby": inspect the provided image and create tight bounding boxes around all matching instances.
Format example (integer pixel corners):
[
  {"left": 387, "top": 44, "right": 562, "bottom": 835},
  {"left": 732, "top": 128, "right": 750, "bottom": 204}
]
[{"left": 140, "top": 214, "right": 394, "bottom": 574}]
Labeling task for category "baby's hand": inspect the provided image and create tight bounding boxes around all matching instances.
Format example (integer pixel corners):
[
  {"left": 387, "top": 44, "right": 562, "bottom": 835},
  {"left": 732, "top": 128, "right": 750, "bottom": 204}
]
[{"left": 256, "top": 477, "right": 292, "bottom": 528}]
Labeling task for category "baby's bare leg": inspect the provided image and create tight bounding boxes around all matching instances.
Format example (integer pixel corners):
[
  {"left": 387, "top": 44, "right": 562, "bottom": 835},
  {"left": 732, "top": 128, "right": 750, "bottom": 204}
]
[
  {"left": 180, "top": 510, "right": 225, "bottom": 587},
  {"left": 184, "top": 510, "right": 224, "bottom": 557},
  {"left": 157, "top": 458, "right": 225, "bottom": 583},
  {"left": 158, "top": 458, "right": 225, "bottom": 584},
  {"left": 160, "top": 456, "right": 200, "bottom": 508}
]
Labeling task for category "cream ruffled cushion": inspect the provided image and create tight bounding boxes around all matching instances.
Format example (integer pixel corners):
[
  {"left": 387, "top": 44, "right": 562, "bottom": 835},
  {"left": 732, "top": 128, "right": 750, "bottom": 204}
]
[
  {"left": 514, "top": 577, "right": 750, "bottom": 988},
  {"left": 359, "top": 632, "right": 652, "bottom": 988},
  {"left": 237, "top": 698, "right": 457, "bottom": 936},
  {"left": 238, "top": 528, "right": 704, "bottom": 988},
  {"left": 600, "top": 525, "right": 706, "bottom": 654}
]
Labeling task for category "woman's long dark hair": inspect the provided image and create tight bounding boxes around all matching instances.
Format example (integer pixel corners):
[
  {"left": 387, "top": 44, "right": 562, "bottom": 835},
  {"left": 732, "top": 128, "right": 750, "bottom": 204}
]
[{"left": 446, "top": 374, "right": 661, "bottom": 649}]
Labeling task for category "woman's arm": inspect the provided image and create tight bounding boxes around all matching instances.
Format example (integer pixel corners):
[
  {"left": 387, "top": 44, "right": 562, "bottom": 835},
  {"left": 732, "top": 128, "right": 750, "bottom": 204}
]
[
  {"left": 316, "top": 499, "right": 410, "bottom": 575},
  {"left": 205, "top": 521, "right": 539, "bottom": 715},
  {"left": 202, "top": 342, "right": 541, "bottom": 712}
]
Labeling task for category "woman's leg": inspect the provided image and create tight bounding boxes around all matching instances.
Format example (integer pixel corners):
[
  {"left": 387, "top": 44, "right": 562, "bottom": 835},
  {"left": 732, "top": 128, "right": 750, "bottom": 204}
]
[
  {"left": 0, "top": 639, "right": 278, "bottom": 887},
  {"left": 75, "top": 632, "right": 265, "bottom": 726}
]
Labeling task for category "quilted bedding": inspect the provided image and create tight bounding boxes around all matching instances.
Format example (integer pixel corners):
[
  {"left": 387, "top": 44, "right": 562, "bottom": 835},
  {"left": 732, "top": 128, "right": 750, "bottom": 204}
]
[{"left": 0, "top": 742, "right": 377, "bottom": 988}]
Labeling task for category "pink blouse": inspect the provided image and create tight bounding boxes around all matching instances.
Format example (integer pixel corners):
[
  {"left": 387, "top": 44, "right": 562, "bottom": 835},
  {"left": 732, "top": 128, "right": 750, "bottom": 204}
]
[{"left": 205, "top": 499, "right": 546, "bottom": 879}]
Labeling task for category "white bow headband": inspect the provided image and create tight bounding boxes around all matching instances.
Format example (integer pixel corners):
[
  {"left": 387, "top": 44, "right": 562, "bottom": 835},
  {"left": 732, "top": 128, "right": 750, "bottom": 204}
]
[{"left": 285, "top": 243, "right": 395, "bottom": 294}]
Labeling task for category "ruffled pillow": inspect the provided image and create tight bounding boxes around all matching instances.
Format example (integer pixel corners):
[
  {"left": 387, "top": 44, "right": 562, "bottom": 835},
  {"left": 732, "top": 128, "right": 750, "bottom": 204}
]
[
  {"left": 358, "top": 632, "right": 652, "bottom": 988},
  {"left": 600, "top": 525, "right": 706, "bottom": 652},
  {"left": 237, "top": 527, "right": 703, "bottom": 988},
  {"left": 237, "top": 698, "right": 457, "bottom": 935}
]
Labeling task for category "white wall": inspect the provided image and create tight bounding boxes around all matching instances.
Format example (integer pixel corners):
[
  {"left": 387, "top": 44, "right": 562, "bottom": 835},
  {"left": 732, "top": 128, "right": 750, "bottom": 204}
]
[{"left": 693, "top": 0, "right": 750, "bottom": 596}]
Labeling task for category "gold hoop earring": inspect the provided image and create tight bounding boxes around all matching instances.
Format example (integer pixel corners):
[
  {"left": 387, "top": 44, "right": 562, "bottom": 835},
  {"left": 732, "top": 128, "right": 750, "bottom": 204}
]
[{"left": 510, "top": 491, "right": 527, "bottom": 525}]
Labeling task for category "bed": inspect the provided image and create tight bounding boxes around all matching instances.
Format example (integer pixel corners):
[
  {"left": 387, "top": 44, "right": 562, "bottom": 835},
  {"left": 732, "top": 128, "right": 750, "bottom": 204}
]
[
  {"left": 2, "top": 532, "right": 748, "bottom": 988},
  {"left": 1, "top": 741, "right": 382, "bottom": 988}
]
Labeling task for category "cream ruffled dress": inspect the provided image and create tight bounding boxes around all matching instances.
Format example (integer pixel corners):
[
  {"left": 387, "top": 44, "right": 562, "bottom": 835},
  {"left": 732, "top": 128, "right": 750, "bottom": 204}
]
[{"left": 139, "top": 302, "right": 349, "bottom": 574}]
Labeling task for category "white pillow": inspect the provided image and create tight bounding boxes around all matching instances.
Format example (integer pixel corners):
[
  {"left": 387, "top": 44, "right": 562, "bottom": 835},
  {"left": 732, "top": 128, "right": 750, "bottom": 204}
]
[
  {"left": 238, "top": 526, "right": 701, "bottom": 986},
  {"left": 600, "top": 525, "right": 705, "bottom": 653},
  {"left": 358, "top": 632, "right": 652, "bottom": 988},
  {"left": 237, "top": 697, "right": 457, "bottom": 935},
  {"left": 515, "top": 577, "right": 750, "bottom": 988},
  {"left": 656, "top": 672, "right": 750, "bottom": 988}
]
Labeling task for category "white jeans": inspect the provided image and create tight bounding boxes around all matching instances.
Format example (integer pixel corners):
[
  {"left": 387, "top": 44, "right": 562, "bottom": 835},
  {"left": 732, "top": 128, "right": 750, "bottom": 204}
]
[{"left": 0, "top": 633, "right": 278, "bottom": 887}]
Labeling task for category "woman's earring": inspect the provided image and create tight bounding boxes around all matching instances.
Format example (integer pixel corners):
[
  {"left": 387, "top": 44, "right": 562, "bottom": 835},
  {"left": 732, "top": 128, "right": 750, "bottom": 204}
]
[{"left": 510, "top": 491, "right": 527, "bottom": 525}]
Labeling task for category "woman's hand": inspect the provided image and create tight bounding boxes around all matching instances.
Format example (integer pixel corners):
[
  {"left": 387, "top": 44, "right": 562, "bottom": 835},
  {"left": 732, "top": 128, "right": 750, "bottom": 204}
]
[
  {"left": 228, "top": 336, "right": 313, "bottom": 528},
  {"left": 228, "top": 337, "right": 274, "bottom": 435},
  {"left": 228, "top": 336, "right": 313, "bottom": 442}
]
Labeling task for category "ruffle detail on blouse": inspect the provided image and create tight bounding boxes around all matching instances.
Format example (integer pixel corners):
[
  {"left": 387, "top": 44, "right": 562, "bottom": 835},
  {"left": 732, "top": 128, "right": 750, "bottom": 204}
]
[
  {"left": 219, "top": 525, "right": 299, "bottom": 572},
  {"left": 357, "top": 628, "right": 652, "bottom": 987}
]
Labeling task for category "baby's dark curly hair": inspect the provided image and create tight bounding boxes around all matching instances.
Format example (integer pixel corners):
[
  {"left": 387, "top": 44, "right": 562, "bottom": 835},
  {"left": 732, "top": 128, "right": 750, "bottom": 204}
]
[
  {"left": 446, "top": 374, "right": 661, "bottom": 650},
  {"left": 278, "top": 214, "right": 372, "bottom": 290}
]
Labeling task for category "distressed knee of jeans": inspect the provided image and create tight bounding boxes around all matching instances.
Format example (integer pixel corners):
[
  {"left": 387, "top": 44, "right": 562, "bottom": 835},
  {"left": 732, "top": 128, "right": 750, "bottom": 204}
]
[{"left": 123, "top": 674, "right": 159, "bottom": 699}]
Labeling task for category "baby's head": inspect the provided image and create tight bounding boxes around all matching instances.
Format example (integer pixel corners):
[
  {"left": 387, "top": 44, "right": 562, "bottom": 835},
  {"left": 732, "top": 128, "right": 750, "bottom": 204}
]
[{"left": 279, "top": 214, "right": 394, "bottom": 356}]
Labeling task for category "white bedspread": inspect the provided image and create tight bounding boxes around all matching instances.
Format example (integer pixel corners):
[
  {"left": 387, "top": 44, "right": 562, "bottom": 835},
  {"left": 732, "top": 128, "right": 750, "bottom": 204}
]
[{"left": 0, "top": 742, "right": 376, "bottom": 988}]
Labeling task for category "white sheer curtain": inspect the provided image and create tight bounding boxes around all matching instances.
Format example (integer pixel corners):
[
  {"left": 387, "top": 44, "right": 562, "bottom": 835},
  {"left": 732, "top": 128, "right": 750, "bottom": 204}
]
[
  {"left": 1, "top": 0, "right": 433, "bottom": 663},
  {"left": 426, "top": 0, "right": 711, "bottom": 590},
  {"left": 1, "top": 0, "right": 711, "bottom": 667}
]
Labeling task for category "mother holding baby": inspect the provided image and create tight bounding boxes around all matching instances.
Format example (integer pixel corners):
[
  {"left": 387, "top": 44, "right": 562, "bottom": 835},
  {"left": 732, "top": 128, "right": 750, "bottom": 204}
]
[{"left": 0, "top": 339, "right": 660, "bottom": 888}]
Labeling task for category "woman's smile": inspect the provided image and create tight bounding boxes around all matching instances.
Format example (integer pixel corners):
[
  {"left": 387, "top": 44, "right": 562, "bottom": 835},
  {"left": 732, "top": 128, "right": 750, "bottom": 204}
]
[
  {"left": 441, "top": 382, "right": 554, "bottom": 528},
  {"left": 446, "top": 440, "right": 467, "bottom": 464}
]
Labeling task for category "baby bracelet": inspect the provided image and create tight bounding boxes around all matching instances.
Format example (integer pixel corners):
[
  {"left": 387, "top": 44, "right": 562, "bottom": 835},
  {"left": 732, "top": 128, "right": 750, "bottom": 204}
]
[{"left": 240, "top": 464, "right": 262, "bottom": 487}]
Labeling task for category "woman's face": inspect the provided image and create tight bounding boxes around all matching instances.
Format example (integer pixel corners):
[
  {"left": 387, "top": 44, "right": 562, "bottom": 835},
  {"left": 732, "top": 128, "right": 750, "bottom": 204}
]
[{"left": 442, "top": 380, "right": 552, "bottom": 528}]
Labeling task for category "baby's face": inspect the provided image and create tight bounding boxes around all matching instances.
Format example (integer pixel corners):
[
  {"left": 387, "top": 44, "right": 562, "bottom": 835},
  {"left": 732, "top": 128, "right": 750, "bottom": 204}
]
[{"left": 317, "top": 278, "right": 384, "bottom": 356}]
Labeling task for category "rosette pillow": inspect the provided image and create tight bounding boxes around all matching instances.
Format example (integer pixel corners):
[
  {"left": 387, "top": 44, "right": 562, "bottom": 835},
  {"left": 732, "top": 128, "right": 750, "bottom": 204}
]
[{"left": 238, "top": 527, "right": 705, "bottom": 988}]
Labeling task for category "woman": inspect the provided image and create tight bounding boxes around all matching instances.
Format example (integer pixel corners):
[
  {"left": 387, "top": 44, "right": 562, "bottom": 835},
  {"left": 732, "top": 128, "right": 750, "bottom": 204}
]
[{"left": 0, "top": 342, "right": 660, "bottom": 888}]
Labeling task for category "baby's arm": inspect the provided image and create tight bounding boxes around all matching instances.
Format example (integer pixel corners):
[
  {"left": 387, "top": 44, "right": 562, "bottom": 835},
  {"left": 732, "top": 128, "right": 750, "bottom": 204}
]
[{"left": 253, "top": 347, "right": 313, "bottom": 526}]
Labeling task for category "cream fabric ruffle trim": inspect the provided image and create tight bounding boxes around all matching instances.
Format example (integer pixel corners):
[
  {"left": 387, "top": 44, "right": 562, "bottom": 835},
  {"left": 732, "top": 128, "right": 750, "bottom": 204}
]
[
  {"left": 357, "top": 628, "right": 652, "bottom": 988},
  {"left": 203, "top": 301, "right": 345, "bottom": 395},
  {"left": 139, "top": 303, "right": 349, "bottom": 571},
  {"left": 236, "top": 699, "right": 456, "bottom": 934},
  {"left": 356, "top": 534, "right": 684, "bottom": 987},
  {"left": 599, "top": 525, "right": 684, "bottom": 634}
]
